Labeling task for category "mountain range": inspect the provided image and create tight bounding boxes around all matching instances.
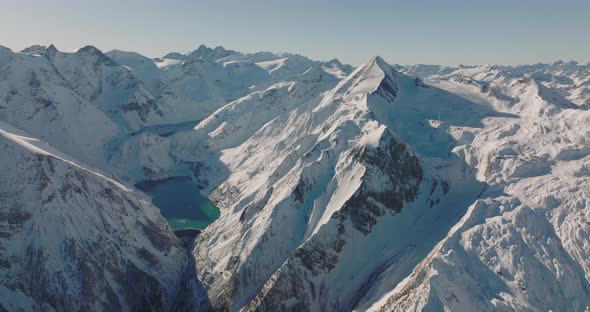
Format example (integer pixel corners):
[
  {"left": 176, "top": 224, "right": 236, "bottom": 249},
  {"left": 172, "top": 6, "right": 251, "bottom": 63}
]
[{"left": 0, "top": 43, "right": 588, "bottom": 311}]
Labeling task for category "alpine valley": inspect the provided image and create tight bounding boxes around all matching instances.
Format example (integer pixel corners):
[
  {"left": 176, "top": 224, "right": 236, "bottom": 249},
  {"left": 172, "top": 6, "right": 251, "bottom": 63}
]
[{"left": 0, "top": 43, "right": 589, "bottom": 311}]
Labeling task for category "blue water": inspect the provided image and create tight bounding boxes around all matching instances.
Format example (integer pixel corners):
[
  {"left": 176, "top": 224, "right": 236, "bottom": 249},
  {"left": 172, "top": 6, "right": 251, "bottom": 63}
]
[{"left": 135, "top": 176, "right": 220, "bottom": 230}]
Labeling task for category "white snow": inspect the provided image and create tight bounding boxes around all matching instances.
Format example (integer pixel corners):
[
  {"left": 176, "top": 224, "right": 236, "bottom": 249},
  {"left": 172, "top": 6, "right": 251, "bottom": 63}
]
[{"left": 1, "top": 42, "right": 589, "bottom": 311}]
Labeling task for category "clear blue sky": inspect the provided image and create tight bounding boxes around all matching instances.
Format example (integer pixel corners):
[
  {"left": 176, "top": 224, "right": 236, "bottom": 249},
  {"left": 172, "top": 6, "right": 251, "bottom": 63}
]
[{"left": 1, "top": 0, "right": 588, "bottom": 66}]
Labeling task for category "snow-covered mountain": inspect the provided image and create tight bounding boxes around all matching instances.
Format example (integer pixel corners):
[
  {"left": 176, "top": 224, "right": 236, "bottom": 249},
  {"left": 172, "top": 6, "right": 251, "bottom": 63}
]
[
  {"left": 0, "top": 122, "right": 205, "bottom": 311},
  {"left": 364, "top": 63, "right": 590, "bottom": 311},
  {"left": 0, "top": 44, "right": 351, "bottom": 181},
  {"left": 178, "top": 56, "right": 589, "bottom": 311},
  {"left": 399, "top": 61, "right": 590, "bottom": 109},
  {"left": 1, "top": 43, "right": 589, "bottom": 311}
]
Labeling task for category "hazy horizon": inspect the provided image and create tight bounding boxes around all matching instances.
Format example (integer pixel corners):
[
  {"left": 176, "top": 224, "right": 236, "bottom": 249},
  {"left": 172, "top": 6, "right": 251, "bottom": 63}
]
[{"left": 1, "top": 0, "right": 589, "bottom": 66}]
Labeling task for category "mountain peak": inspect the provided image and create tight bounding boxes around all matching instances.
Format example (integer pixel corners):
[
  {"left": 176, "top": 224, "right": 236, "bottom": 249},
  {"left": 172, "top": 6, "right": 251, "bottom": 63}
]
[
  {"left": 367, "top": 56, "right": 392, "bottom": 70},
  {"left": 162, "top": 52, "right": 186, "bottom": 60},
  {"left": 188, "top": 44, "right": 238, "bottom": 61},
  {"left": 45, "top": 44, "right": 58, "bottom": 56},
  {"left": 77, "top": 45, "right": 102, "bottom": 54},
  {"left": 20, "top": 44, "right": 58, "bottom": 56},
  {"left": 325, "top": 58, "right": 343, "bottom": 67},
  {"left": 194, "top": 44, "right": 215, "bottom": 53},
  {"left": 337, "top": 56, "right": 398, "bottom": 99},
  {"left": 21, "top": 45, "right": 47, "bottom": 54},
  {"left": 364, "top": 56, "right": 396, "bottom": 79},
  {"left": 549, "top": 60, "right": 581, "bottom": 72},
  {"left": 76, "top": 45, "right": 117, "bottom": 66},
  {"left": 371, "top": 55, "right": 387, "bottom": 65}
]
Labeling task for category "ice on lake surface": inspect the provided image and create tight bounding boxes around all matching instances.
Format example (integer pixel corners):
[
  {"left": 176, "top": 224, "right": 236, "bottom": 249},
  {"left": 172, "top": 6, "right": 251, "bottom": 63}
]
[{"left": 135, "top": 176, "right": 220, "bottom": 230}]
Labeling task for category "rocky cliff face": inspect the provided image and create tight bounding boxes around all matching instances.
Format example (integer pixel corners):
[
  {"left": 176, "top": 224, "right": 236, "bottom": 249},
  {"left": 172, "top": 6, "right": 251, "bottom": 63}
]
[{"left": 242, "top": 130, "right": 429, "bottom": 311}]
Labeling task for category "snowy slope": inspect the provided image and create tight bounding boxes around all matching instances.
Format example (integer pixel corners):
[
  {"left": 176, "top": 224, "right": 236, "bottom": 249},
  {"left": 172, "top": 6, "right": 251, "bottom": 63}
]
[
  {"left": 365, "top": 62, "right": 590, "bottom": 312},
  {"left": 1, "top": 44, "right": 351, "bottom": 183},
  {"left": 122, "top": 51, "right": 352, "bottom": 184},
  {"left": 106, "top": 49, "right": 164, "bottom": 95},
  {"left": 0, "top": 45, "right": 122, "bottom": 167},
  {"left": 0, "top": 122, "right": 202, "bottom": 311},
  {"left": 150, "top": 46, "right": 353, "bottom": 126},
  {"left": 401, "top": 61, "right": 590, "bottom": 109},
  {"left": 183, "top": 57, "right": 489, "bottom": 311},
  {"left": 41, "top": 45, "right": 165, "bottom": 130},
  {"left": 168, "top": 63, "right": 343, "bottom": 188}
]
